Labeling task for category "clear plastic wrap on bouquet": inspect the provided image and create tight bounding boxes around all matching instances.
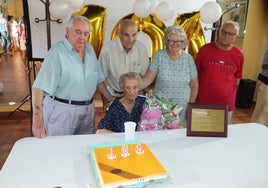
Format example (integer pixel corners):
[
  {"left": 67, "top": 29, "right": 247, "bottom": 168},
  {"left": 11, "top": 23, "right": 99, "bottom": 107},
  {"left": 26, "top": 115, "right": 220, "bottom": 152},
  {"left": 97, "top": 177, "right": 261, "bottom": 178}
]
[
  {"left": 161, "top": 109, "right": 182, "bottom": 129},
  {"left": 138, "top": 97, "right": 163, "bottom": 131},
  {"left": 138, "top": 96, "right": 183, "bottom": 131}
]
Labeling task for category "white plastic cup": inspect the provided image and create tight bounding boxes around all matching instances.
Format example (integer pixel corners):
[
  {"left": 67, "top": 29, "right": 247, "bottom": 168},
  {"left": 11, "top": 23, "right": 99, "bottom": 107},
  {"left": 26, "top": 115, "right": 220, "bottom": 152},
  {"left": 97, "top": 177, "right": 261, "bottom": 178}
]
[{"left": 124, "top": 121, "right": 136, "bottom": 140}]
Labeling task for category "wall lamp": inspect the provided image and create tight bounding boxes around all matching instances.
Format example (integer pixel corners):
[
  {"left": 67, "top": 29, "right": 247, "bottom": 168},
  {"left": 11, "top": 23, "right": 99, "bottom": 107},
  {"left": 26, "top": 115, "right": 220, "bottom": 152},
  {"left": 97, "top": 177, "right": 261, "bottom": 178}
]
[
  {"left": 34, "top": 17, "right": 62, "bottom": 24},
  {"left": 204, "top": 26, "right": 217, "bottom": 31}
]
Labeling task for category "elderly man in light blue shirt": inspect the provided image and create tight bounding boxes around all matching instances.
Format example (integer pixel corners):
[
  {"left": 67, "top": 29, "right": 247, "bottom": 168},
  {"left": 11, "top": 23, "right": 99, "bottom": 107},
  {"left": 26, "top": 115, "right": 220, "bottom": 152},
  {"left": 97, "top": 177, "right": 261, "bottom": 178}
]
[{"left": 32, "top": 15, "right": 114, "bottom": 138}]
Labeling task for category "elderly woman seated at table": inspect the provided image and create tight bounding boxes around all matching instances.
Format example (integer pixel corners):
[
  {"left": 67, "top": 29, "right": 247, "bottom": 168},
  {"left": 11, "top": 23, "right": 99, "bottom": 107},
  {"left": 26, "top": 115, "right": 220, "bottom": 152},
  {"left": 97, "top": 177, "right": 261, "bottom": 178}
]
[{"left": 96, "top": 72, "right": 146, "bottom": 133}]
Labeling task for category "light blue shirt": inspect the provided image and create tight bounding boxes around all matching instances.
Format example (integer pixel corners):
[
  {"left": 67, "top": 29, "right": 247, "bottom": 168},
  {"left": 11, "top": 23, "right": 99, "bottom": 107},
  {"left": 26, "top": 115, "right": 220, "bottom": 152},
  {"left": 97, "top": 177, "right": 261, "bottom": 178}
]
[
  {"left": 33, "top": 37, "right": 105, "bottom": 101},
  {"left": 0, "top": 17, "right": 7, "bottom": 32},
  {"left": 149, "top": 49, "right": 197, "bottom": 127}
]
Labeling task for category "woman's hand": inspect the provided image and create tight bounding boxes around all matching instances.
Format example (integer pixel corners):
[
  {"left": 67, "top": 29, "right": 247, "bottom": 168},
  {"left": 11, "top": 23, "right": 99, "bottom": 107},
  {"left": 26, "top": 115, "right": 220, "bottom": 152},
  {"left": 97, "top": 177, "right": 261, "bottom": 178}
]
[{"left": 96, "top": 129, "right": 114, "bottom": 134}]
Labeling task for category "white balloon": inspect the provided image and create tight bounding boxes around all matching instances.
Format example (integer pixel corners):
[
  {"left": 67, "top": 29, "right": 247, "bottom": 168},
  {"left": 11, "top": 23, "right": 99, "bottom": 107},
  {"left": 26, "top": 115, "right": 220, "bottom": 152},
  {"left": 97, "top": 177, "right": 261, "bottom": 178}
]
[
  {"left": 133, "top": 0, "right": 152, "bottom": 19},
  {"left": 155, "top": 2, "right": 174, "bottom": 21},
  {"left": 67, "top": 0, "right": 84, "bottom": 9},
  {"left": 149, "top": 0, "right": 159, "bottom": 13},
  {"left": 0, "top": 82, "right": 4, "bottom": 93},
  {"left": 200, "top": 1, "right": 222, "bottom": 24},
  {"left": 50, "top": 0, "right": 70, "bottom": 20}
]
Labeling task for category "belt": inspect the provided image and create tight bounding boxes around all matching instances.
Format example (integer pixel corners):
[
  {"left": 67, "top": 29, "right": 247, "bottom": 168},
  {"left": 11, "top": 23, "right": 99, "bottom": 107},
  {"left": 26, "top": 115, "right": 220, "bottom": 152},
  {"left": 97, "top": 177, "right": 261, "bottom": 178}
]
[
  {"left": 112, "top": 89, "right": 124, "bottom": 95},
  {"left": 50, "top": 96, "right": 93, "bottom": 106}
]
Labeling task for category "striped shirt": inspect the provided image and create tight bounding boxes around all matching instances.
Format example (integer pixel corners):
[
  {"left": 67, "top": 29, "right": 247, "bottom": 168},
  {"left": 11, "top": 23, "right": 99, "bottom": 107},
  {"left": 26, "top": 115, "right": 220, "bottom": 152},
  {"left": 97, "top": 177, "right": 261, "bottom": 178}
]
[{"left": 99, "top": 38, "right": 149, "bottom": 92}]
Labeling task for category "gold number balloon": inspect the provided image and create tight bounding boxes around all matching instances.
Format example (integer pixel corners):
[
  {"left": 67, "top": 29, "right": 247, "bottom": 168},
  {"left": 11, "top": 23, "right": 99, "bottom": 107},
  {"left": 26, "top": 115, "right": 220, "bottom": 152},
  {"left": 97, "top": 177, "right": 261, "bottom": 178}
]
[
  {"left": 75, "top": 5, "right": 204, "bottom": 60},
  {"left": 111, "top": 13, "right": 166, "bottom": 59},
  {"left": 76, "top": 5, "right": 107, "bottom": 58},
  {"left": 174, "top": 12, "right": 205, "bottom": 59}
]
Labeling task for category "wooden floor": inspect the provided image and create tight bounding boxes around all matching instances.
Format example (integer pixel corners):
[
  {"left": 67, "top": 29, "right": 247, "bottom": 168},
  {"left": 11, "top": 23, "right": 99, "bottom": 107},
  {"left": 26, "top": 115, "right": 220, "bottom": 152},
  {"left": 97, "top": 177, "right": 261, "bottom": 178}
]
[
  {"left": 0, "top": 51, "right": 30, "bottom": 106},
  {"left": 0, "top": 51, "right": 255, "bottom": 170}
]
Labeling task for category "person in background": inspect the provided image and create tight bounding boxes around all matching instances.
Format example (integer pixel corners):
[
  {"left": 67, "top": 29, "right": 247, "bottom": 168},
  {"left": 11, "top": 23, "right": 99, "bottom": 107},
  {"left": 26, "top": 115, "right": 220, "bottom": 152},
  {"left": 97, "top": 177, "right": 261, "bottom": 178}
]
[
  {"left": 96, "top": 72, "right": 146, "bottom": 133},
  {"left": 99, "top": 19, "right": 149, "bottom": 109},
  {"left": 31, "top": 15, "right": 114, "bottom": 138},
  {"left": 251, "top": 47, "right": 268, "bottom": 126},
  {"left": 18, "top": 17, "right": 28, "bottom": 70},
  {"left": 141, "top": 25, "right": 199, "bottom": 128},
  {"left": 8, "top": 15, "right": 19, "bottom": 51},
  {"left": 195, "top": 20, "right": 244, "bottom": 124},
  {"left": 0, "top": 13, "right": 12, "bottom": 56}
]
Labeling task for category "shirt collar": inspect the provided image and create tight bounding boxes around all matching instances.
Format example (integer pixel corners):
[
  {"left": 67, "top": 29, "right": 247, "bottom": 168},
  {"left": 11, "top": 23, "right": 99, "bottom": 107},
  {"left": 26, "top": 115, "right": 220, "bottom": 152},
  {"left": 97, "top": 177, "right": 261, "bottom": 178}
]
[
  {"left": 63, "top": 37, "right": 91, "bottom": 53},
  {"left": 116, "top": 38, "right": 134, "bottom": 54},
  {"left": 63, "top": 37, "right": 74, "bottom": 52}
]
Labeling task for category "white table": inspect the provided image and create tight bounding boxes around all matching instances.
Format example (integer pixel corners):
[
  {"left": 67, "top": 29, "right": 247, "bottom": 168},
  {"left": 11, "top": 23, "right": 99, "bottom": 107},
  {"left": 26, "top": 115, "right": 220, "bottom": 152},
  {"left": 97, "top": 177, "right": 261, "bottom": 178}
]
[{"left": 0, "top": 123, "right": 268, "bottom": 188}]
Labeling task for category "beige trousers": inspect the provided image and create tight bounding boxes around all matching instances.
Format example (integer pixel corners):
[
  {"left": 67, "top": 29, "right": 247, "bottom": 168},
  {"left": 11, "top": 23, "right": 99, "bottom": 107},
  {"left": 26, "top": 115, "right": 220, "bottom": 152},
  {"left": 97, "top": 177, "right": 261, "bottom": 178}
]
[{"left": 251, "top": 81, "right": 268, "bottom": 126}]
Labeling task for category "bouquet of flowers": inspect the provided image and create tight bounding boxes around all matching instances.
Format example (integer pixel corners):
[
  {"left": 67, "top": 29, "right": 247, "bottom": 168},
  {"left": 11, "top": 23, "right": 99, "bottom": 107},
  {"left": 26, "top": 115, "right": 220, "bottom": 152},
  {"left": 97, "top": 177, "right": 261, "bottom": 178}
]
[{"left": 138, "top": 95, "right": 183, "bottom": 131}]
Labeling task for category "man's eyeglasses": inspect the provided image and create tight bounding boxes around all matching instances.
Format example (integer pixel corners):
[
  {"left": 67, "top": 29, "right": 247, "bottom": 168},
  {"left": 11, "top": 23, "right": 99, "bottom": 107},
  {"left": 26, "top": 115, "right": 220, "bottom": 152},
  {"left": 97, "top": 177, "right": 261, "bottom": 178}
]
[
  {"left": 220, "top": 29, "right": 237, "bottom": 37},
  {"left": 168, "top": 40, "right": 184, "bottom": 45}
]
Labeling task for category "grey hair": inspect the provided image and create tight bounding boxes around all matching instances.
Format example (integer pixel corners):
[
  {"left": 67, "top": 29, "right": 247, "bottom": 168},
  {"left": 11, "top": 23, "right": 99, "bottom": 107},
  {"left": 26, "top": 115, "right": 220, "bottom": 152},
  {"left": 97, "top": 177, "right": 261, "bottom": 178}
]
[
  {"left": 66, "top": 14, "right": 91, "bottom": 30},
  {"left": 221, "top": 20, "right": 240, "bottom": 35},
  {"left": 163, "top": 25, "right": 188, "bottom": 48},
  {"left": 118, "top": 19, "right": 138, "bottom": 34},
  {"left": 119, "top": 72, "right": 142, "bottom": 90}
]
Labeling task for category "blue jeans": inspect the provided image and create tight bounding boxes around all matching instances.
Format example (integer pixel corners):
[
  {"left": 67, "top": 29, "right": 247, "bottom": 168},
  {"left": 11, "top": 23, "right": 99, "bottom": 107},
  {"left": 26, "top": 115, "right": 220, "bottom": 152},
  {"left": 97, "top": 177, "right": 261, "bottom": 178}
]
[{"left": 0, "top": 31, "right": 11, "bottom": 51}]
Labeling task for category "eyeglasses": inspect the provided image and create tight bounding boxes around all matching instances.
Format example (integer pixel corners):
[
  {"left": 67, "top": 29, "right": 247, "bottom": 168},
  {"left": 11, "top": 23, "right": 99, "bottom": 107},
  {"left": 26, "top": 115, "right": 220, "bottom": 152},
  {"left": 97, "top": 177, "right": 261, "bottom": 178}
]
[
  {"left": 220, "top": 30, "right": 237, "bottom": 37},
  {"left": 168, "top": 40, "right": 184, "bottom": 45}
]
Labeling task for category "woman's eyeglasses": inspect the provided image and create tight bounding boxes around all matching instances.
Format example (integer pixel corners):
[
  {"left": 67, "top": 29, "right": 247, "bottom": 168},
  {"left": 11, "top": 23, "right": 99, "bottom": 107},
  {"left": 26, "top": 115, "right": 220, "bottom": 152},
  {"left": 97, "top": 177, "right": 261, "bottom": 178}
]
[{"left": 168, "top": 40, "right": 184, "bottom": 45}]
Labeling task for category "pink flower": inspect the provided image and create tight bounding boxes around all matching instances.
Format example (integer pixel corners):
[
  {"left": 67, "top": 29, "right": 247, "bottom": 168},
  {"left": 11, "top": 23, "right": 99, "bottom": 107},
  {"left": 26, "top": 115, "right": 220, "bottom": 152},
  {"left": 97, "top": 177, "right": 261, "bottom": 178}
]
[
  {"left": 139, "top": 108, "right": 163, "bottom": 131},
  {"left": 138, "top": 96, "right": 183, "bottom": 131},
  {"left": 138, "top": 119, "right": 161, "bottom": 131},
  {"left": 169, "top": 111, "right": 177, "bottom": 117},
  {"left": 141, "top": 107, "right": 162, "bottom": 120},
  {"left": 165, "top": 121, "right": 179, "bottom": 129}
]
